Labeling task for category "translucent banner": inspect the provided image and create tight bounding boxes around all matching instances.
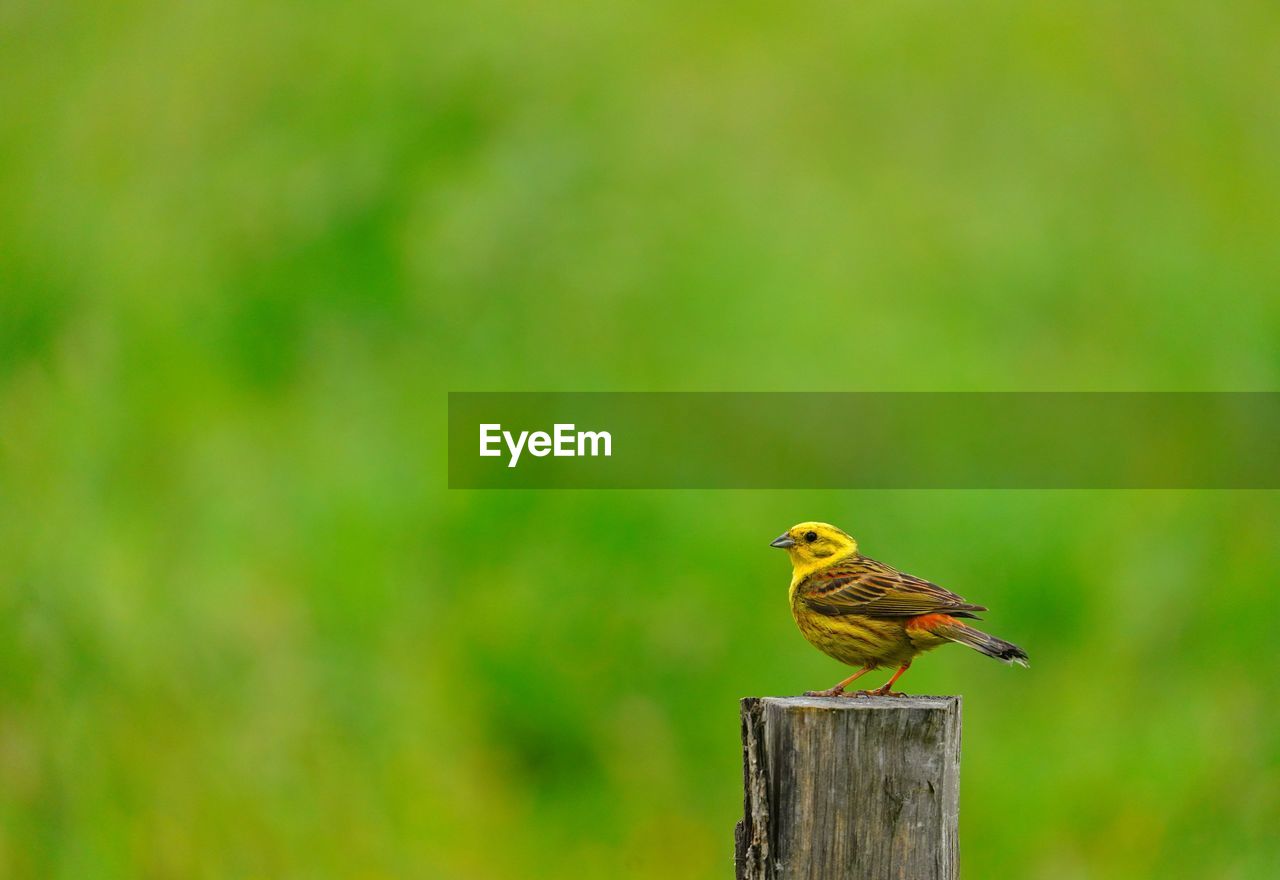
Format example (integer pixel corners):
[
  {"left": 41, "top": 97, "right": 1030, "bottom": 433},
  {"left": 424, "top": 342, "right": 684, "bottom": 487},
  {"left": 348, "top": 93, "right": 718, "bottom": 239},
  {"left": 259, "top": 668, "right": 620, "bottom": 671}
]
[{"left": 447, "top": 393, "right": 1280, "bottom": 489}]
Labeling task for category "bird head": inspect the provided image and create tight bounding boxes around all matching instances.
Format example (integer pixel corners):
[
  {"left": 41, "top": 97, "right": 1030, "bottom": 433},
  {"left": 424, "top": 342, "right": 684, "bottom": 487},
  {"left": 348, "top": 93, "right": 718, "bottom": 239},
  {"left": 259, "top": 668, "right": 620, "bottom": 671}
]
[{"left": 769, "top": 522, "right": 858, "bottom": 570}]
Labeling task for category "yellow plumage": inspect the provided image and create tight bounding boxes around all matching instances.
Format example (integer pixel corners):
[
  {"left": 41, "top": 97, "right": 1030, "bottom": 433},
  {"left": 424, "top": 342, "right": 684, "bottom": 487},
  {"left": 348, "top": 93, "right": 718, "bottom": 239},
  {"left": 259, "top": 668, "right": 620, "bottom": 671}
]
[{"left": 771, "top": 521, "right": 1028, "bottom": 696}]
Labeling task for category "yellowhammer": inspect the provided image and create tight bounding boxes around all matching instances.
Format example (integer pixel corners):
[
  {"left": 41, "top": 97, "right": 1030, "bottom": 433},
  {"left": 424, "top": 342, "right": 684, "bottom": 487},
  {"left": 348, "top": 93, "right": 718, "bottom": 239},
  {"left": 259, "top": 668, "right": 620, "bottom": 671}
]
[{"left": 772, "top": 521, "right": 1029, "bottom": 697}]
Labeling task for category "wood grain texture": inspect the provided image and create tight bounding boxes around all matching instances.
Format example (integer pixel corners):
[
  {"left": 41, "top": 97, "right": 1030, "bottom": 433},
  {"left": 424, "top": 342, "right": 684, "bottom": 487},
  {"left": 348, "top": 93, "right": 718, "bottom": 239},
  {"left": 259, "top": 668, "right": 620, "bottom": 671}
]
[{"left": 735, "top": 696, "right": 961, "bottom": 880}]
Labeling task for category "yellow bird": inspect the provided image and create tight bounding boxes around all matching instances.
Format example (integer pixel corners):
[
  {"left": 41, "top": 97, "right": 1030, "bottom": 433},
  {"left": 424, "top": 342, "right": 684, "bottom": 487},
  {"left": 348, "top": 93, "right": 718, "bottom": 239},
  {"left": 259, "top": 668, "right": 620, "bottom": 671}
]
[{"left": 771, "top": 522, "right": 1028, "bottom": 697}]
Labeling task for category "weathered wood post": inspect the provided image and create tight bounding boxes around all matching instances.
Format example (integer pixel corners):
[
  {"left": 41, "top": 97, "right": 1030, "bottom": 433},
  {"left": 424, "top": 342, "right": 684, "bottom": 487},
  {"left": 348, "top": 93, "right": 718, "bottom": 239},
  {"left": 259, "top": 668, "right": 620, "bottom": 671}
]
[{"left": 735, "top": 695, "right": 961, "bottom": 880}]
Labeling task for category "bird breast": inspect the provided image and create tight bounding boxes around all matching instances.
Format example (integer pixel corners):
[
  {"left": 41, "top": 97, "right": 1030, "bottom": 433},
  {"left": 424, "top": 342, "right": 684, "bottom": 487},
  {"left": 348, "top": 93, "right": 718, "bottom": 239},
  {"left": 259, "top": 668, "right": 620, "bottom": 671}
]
[{"left": 790, "top": 599, "right": 912, "bottom": 668}]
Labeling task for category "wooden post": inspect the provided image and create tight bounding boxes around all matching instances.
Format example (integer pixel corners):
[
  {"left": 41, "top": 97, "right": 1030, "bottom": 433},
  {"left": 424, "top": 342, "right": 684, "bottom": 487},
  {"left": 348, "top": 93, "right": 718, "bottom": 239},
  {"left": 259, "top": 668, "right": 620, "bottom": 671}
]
[{"left": 734, "top": 695, "right": 961, "bottom": 880}]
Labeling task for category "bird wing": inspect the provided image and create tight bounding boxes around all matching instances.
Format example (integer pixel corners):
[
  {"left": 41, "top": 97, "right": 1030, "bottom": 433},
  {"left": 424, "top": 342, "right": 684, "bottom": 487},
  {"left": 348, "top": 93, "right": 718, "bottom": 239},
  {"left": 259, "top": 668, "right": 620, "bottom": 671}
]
[{"left": 797, "top": 555, "right": 987, "bottom": 620}]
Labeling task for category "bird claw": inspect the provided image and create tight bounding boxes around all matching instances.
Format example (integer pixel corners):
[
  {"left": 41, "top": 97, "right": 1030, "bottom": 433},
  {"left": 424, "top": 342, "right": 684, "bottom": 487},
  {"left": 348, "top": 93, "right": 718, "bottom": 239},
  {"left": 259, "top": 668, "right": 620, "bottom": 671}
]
[{"left": 805, "top": 683, "right": 909, "bottom": 697}]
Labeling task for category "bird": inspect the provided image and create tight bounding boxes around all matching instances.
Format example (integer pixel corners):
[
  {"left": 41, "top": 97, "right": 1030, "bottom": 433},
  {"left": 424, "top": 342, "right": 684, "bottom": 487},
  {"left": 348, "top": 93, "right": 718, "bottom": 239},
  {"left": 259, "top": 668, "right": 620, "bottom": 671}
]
[{"left": 771, "top": 521, "right": 1028, "bottom": 697}]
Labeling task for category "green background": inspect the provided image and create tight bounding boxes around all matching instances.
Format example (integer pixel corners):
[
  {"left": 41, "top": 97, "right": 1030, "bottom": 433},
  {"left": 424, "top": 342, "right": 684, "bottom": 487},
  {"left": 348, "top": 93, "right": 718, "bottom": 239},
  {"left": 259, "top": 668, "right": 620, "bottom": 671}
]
[{"left": 3, "top": 2, "right": 1279, "bottom": 877}]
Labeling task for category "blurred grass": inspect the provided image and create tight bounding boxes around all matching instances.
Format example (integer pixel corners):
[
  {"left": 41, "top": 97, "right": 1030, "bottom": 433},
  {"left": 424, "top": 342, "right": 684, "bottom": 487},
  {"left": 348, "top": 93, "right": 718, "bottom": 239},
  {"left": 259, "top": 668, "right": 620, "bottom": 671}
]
[{"left": 3, "top": 1, "right": 1280, "bottom": 877}]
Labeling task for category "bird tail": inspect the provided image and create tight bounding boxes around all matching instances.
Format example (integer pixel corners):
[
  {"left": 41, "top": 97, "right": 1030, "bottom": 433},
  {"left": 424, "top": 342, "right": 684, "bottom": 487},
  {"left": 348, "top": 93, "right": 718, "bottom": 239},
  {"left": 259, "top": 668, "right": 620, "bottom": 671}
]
[{"left": 933, "top": 620, "right": 1029, "bottom": 667}]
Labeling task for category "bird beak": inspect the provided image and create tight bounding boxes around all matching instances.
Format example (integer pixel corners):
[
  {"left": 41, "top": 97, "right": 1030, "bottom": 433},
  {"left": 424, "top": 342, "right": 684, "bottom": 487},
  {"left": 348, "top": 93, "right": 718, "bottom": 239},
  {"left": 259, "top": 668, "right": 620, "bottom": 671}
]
[{"left": 770, "top": 532, "right": 796, "bottom": 549}]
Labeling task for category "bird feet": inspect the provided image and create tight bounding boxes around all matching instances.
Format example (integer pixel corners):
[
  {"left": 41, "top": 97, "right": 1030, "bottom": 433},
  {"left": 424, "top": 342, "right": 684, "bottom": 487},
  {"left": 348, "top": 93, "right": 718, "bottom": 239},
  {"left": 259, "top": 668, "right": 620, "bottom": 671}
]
[
  {"left": 815, "top": 687, "right": 905, "bottom": 698},
  {"left": 804, "top": 687, "right": 897, "bottom": 698}
]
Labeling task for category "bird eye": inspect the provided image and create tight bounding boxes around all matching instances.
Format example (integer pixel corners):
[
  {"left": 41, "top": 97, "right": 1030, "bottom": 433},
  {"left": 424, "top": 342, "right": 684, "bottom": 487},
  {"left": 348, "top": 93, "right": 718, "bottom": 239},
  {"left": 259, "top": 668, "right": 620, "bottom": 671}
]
[{"left": 804, "top": 531, "right": 818, "bottom": 543}]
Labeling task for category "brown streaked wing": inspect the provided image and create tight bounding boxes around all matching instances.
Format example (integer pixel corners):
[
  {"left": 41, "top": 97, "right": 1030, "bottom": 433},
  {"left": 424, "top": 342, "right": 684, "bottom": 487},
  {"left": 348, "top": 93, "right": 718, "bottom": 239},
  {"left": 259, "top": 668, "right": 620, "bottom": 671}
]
[{"left": 798, "top": 555, "right": 987, "bottom": 619}]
